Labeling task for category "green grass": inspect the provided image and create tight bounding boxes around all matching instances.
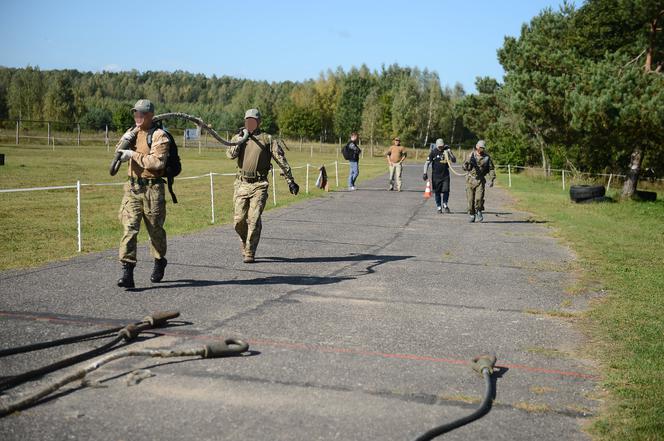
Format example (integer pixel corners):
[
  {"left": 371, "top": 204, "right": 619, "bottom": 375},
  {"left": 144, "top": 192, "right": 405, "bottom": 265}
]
[
  {"left": 0, "top": 142, "right": 394, "bottom": 270},
  {"left": 498, "top": 172, "right": 664, "bottom": 440}
]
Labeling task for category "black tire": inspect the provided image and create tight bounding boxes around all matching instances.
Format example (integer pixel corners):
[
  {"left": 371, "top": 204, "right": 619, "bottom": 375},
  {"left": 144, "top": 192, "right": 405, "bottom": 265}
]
[
  {"left": 570, "top": 185, "right": 605, "bottom": 202},
  {"left": 575, "top": 195, "right": 613, "bottom": 204},
  {"left": 634, "top": 190, "right": 657, "bottom": 201}
]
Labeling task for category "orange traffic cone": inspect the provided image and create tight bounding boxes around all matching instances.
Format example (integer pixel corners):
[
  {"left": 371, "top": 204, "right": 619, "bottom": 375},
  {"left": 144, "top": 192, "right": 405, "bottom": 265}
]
[{"left": 423, "top": 179, "right": 432, "bottom": 199}]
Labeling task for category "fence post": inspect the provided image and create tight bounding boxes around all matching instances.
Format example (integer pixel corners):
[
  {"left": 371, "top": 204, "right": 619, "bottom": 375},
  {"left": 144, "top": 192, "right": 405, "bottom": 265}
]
[
  {"left": 310, "top": 143, "right": 313, "bottom": 158},
  {"left": 335, "top": 160, "right": 339, "bottom": 188},
  {"left": 16, "top": 120, "right": 19, "bottom": 145},
  {"left": 508, "top": 164, "right": 512, "bottom": 188},
  {"left": 76, "top": 180, "right": 82, "bottom": 252},
  {"left": 607, "top": 173, "right": 613, "bottom": 190},
  {"left": 209, "top": 172, "right": 215, "bottom": 224},
  {"left": 77, "top": 123, "right": 81, "bottom": 146},
  {"left": 47, "top": 122, "right": 51, "bottom": 147},
  {"left": 272, "top": 168, "right": 277, "bottom": 206},
  {"left": 105, "top": 125, "right": 109, "bottom": 152},
  {"left": 306, "top": 163, "right": 310, "bottom": 194},
  {"left": 562, "top": 170, "right": 566, "bottom": 190}
]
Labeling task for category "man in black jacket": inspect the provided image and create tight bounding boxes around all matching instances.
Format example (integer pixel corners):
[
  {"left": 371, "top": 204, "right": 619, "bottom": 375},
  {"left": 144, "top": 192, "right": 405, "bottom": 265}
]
[
  {"left": 423, "top": 138, "right": 456, "bottom": 213},
  {"left": 342, "top": 132, "right": 361, "bottom": 190}
]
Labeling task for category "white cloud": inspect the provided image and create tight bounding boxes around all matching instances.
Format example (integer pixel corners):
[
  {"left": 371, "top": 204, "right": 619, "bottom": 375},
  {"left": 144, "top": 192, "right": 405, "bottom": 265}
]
[{"left": 101, "top": 64, "right": 121, "bottom": 72}]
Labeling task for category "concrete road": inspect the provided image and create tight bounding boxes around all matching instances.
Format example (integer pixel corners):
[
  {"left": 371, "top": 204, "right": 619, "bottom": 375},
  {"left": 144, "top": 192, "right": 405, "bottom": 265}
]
[{"left": 0, "top": 165, "right": 599, "bottom": 440}]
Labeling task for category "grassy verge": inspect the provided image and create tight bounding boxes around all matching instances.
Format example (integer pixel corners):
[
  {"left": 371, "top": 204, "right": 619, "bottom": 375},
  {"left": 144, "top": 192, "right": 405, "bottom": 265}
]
[
  {"left": 0, "top": 143, "right": 393, "bottom": 270},
  {"left": 497, "top": 171, "right": 664, "bottom": 440}
]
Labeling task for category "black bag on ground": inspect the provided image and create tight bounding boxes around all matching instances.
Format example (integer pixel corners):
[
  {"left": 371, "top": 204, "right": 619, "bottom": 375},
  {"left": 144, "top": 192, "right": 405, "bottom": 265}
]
[{"left": 148, "top": 124, "right": 181, "bottom": 203}]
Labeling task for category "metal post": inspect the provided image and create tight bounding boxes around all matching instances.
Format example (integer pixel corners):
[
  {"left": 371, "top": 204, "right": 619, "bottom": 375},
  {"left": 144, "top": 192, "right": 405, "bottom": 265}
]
[
  {"left": 209, "top": 172, "right": 215, "bottom": 224},
  {"left": 415, "top": 148, "right": 418, "bottom": 161},
  {"left": 76, "top": 180, "right": 82, "bottom": 252},
  {"left": 271, "top": 168, "right": 277, "bottom": 206},
  {"left": 335, "top": 161, "right": 339, "bottom": 188},
  {"left": 183, "top": 131, "right": 186, "bottom": 149},
  {"left": 77, "top": 123, "right": 80, "bottom": 146},
  {"left": 47, "top": 122, "right": 51, "bottom": 147},
  {"left": 306, "top": 163, "right": 310, "bottom": 194},
  {"left": 16, "top": 120, "right": 19, "bottom": 145},
  {"left": 310, "top": 143, "right": 313, "bottom": 158},
  {"left": 508, "top": 165, "right": 512, "bottom": 187},
  {"left": 562, "top": 170, "right": 566, "bottom": 190},
  {"left": 105, "top": 125, "right": 109, "bottom": 152}
]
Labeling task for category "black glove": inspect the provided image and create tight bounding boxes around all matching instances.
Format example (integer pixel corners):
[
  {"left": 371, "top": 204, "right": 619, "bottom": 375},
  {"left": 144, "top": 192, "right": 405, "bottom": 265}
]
[
  {"left": 288, "top": 181, "right": 300, "bottom": 195},
  {"left": 422, "top": 174, "right": 428, "bottom": 182}
]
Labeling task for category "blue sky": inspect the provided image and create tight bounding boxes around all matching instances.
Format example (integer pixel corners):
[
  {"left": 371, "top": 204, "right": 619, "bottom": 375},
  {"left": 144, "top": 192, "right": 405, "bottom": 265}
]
[{"left": 0, "top": 0, "right": 570, "bottom": 92}]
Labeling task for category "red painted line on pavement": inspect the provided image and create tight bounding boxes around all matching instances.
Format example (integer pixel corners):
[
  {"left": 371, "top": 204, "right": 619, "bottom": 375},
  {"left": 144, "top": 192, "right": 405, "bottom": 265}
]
[{"left": 0, "top": 311, "right": 598, "bottom": 380}]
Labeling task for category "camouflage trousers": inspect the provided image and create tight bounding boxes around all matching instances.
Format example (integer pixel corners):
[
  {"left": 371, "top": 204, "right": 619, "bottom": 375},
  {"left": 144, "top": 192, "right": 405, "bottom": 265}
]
[
  {"left": 233, "top": 179, "right": 269, "bottom": 258},
  {"left": 118, "top": 182, "right": 167, "bottom": 264},
  {"left": 466, "top": 177, "right": 486, "bottom": 215},
  {"left": 388, "top": 162, "right": 403, "bottom": 191}
]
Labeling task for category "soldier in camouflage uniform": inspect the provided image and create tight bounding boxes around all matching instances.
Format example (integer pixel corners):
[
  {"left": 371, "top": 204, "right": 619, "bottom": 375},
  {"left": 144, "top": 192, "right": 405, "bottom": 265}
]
[
  {"left": 116, "top": 99, "right": 170, "bottom": 288},
  {"left": 463, "top": 140, "right": 496, "bottom": 223},
  {"left": 227, "top": 109, "right": 299, "bottom": 263}
]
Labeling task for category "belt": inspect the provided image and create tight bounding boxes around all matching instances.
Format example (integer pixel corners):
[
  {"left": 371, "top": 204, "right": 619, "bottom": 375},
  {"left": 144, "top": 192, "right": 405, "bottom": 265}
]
[
  {"left": 237, "top": 173, "right": 267, "bottom": 183},
  {"left": 129, "top": 177, "right": 164, "bottom": 186}
]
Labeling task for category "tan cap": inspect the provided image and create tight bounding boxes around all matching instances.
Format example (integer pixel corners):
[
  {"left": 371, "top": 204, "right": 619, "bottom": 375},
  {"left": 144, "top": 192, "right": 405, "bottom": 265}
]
[{"left": 435, "top": 138, "right": 445, "bottom": 147}]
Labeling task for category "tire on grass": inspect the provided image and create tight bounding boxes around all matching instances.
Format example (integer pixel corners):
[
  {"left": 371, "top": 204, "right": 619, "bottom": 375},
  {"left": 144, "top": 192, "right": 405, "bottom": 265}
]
[
  {"left": 634, "top": 190, "right": 657, "bottom": 201},
  {"left": 576, "top": 195, "right": 613, "bottom": 204},
  {"left": 570, "top": 185, "right": 605, "bottom": 202}
]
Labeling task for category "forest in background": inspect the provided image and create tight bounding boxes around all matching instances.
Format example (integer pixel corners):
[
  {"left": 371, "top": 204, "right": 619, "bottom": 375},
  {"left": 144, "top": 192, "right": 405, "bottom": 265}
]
[{"left": 1, "top": 0, "right": 662, "bottom": 195}]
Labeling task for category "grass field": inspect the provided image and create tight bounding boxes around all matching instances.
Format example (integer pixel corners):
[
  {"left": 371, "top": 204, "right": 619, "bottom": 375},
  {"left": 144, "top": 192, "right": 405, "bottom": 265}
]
[
  {"left": 0, "top": 142, "right": 395, "bottom": 270},
  {"left": 498, "top": 172, "right": 664, "bottom": 440}
]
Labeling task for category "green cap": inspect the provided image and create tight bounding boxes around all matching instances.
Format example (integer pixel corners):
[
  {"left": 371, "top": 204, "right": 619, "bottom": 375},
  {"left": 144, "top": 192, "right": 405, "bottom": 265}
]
[
  {"left": 244, "top": 108, "right": 261, "bottom": 120},
  {"left": 435, "top": 138, "right": 445, "bottom": 147},
  {"left": 131, "top": 99, "right": 154, "bottom": 113}
]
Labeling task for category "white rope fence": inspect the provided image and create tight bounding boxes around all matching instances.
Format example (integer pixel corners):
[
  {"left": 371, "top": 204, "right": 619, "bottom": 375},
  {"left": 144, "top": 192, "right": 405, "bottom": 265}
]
[{"left": 0, "top": 160, "right": 391, "bottom": 252}]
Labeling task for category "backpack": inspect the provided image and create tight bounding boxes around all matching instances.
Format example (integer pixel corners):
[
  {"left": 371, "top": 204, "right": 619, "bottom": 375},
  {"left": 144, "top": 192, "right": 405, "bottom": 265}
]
[
  {"left": 147, "top": 124, "right": 181, "bottom": 203},
  {"left": 341, "top": 143, "right": 352, "bottom": 160}
]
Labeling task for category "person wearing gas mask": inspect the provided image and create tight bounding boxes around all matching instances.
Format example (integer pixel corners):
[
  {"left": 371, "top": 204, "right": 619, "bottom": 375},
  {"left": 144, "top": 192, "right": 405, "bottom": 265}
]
[
  {"left": 463, "top": 140, "right": 496, "bottom": 222},
  {"left": 227, "top": 108, "right": 299, "bottom": 263},
  {"left": 423, "top": 138, "right": 456, "bottom": 213}
]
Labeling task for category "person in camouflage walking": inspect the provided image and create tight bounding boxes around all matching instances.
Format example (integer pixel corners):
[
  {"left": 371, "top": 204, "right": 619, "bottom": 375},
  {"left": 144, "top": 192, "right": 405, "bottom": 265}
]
[
  {"left": 463, "top": 140, "right": 496, "bottom": 223},
  {"left": 116, "top": 99, "right": 169, "bottom": 288},
  {"left": 227, "top": 108, "right": 299, "bottom": 263}
]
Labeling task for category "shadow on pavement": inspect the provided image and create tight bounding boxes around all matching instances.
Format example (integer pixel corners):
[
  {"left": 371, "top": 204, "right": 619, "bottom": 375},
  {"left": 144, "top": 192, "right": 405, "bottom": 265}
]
[{"left": 130, "top": 274, "right": 356, "bottom": 292}]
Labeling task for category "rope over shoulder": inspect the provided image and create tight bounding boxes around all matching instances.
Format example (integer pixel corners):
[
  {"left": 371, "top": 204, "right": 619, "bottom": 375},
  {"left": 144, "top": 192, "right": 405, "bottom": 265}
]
[{"left": 109, "top": 113, "right": 250, "bottom": 176}]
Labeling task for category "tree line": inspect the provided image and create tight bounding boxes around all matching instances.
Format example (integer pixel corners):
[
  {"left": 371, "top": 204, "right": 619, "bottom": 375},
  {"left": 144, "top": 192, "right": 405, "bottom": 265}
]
[
  {"left": 0, "top": 64, "right": 471, "bottom": 149},
  {"left": 0, "top": 0, "right": 661, "bottom": 196}
]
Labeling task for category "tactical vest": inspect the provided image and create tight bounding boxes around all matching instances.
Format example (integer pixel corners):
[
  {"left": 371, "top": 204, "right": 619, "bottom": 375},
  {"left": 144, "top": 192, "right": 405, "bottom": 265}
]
[{"left": 238, "top": 134, "right": 272, "bottom": 179}]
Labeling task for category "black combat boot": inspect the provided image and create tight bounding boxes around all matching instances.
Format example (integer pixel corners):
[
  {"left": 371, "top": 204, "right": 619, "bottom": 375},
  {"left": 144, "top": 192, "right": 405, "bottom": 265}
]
[
  {"left": 117, "top": 263, "right": 135, "bottom": 288},
  {"left": 150, "top": 258, "right": 167, "bottom": 283}
]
